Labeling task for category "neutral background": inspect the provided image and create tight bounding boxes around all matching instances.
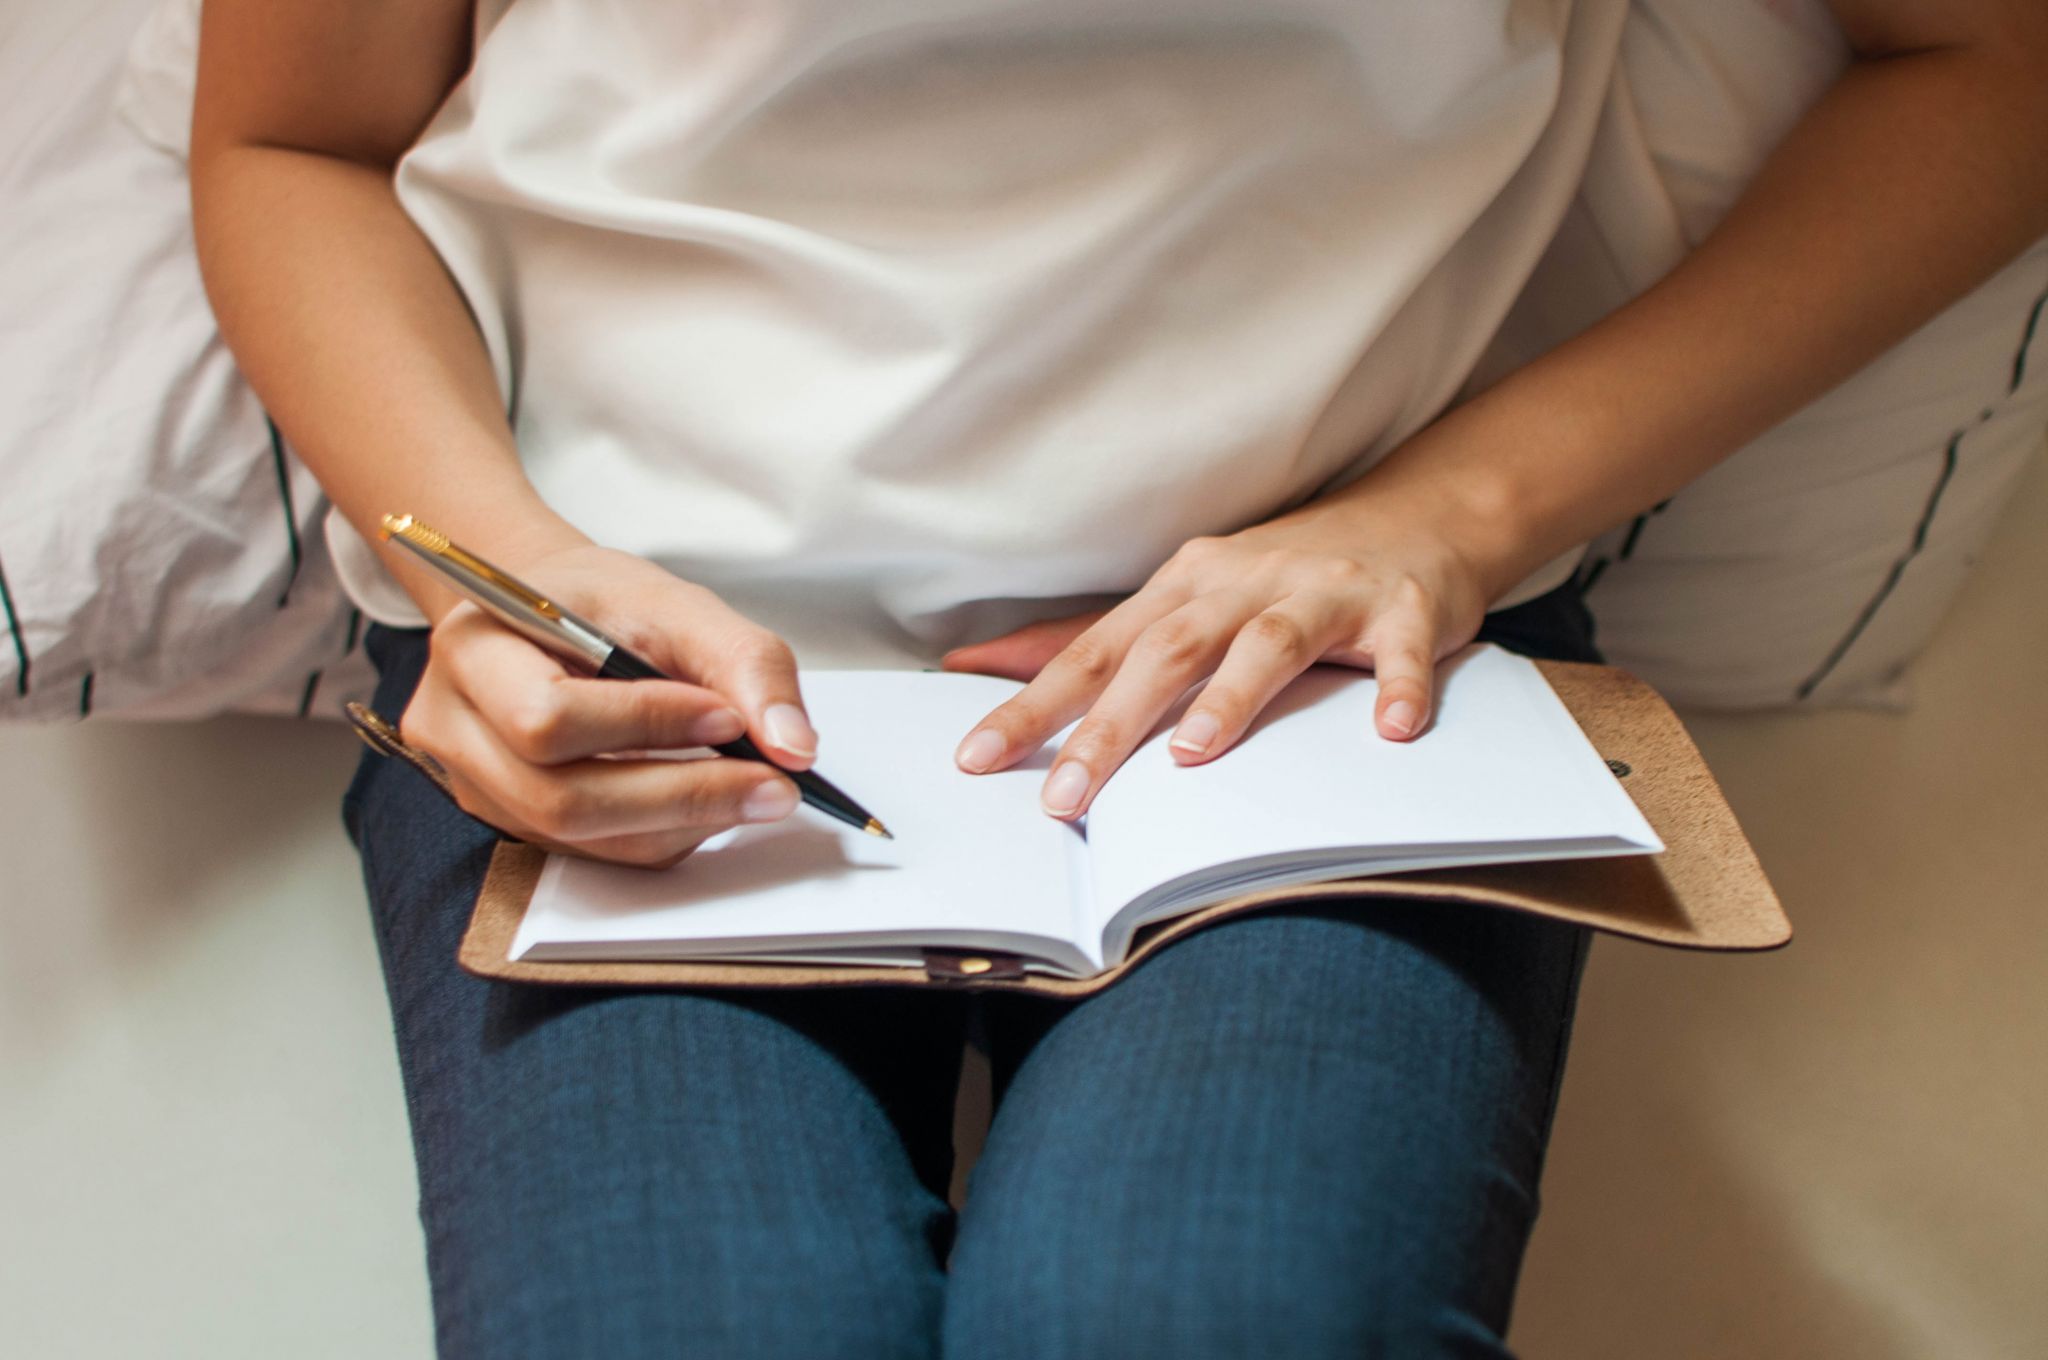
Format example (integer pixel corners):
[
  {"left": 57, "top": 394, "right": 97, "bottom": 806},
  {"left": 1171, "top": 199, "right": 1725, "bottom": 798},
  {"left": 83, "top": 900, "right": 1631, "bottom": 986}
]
[{"left": 2, "top": 452, "right": 2042, "bottom": 1358}]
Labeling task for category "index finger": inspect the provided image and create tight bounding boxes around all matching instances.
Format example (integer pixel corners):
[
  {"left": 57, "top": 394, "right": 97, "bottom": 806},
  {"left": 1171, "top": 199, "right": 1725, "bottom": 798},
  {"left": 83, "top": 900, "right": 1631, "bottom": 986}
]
[
  {"left": 951, "top": 592, "right": 1176, "bottom": 774},
  {"left": 441, "top": 614, "right": 747, "bottom": 765}
]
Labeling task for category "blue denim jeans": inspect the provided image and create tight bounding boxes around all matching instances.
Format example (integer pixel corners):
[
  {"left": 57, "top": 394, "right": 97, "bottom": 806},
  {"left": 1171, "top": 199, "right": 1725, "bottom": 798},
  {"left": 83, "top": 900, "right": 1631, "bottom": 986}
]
[{"left": 343, "top": 584, "right": 1602, "bottom": 1359}]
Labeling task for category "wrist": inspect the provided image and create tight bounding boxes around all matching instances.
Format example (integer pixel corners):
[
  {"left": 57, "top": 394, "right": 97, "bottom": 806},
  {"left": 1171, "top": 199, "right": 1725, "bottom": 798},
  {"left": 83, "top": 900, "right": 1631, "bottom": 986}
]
[
  {"left": 1309, "top": 436, "right": 1553, "bottom": 606},
  {"left": 1350, "top": 364, "right": 1644, "bottom": 604},
  {"left": 1415, "top": 455, "right": 1541, "bottom": 605}
]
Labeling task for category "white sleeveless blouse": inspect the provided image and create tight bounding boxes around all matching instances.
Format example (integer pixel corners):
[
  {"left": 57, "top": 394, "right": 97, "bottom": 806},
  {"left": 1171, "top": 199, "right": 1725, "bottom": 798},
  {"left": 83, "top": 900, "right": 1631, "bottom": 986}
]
[{"left": 332, "top": 0, "right": 1625, "bottom": 666}]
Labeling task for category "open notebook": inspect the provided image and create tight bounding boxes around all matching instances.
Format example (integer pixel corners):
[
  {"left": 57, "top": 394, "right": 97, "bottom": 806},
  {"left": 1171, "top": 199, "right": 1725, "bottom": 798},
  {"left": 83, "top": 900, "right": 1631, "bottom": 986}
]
[{"left": 509, "top": 644, "right": 1662, "bottom": 980}]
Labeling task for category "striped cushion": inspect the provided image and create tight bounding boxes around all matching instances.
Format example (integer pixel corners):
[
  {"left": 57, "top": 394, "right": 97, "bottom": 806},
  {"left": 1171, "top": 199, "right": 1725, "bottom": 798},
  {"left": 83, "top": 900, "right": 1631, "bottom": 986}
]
[
  {"left": 0, "top": 0, "right": 370, "bottom": 721},
  {"left": 1473, "top": 0, "right": 2048, "bottom": 709}
]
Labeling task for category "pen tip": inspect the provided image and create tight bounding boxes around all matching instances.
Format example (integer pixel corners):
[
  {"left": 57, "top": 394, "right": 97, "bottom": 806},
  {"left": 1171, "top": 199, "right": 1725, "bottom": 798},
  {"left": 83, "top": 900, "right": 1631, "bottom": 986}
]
[{"left": 864, "top": 818, "right": 894, "bottom": 840}]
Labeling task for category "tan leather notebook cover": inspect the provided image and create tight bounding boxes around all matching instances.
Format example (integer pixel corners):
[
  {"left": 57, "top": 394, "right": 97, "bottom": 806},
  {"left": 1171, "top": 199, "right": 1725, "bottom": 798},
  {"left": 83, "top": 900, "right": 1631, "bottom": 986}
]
[{"left": 459, "top": 659, "right": 1789, "bottom": 995}]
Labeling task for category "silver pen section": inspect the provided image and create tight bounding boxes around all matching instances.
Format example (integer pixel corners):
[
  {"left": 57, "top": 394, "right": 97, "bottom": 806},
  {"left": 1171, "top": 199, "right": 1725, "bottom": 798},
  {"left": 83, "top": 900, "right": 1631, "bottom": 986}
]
[{"left": 380, "top": 514, "right": 615, "bottom": 669}]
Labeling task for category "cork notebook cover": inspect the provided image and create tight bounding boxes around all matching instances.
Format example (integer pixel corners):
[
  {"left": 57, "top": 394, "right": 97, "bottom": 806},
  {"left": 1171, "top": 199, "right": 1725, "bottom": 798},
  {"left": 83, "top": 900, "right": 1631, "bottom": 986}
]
[{"left": 458, "top": 659, "right": 1789, "bottom": 996}]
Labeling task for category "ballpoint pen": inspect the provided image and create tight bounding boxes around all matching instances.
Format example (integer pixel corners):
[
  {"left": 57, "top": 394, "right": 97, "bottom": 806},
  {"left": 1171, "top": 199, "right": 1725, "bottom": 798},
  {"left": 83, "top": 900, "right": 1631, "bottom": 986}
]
[{"left": 379, "top": 513, "right": 892, "bottom": 839}]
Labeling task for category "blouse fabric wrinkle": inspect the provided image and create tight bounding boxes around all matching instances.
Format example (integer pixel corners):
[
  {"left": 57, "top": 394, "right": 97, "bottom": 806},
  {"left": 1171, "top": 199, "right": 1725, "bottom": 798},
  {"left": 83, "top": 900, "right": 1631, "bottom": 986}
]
[{"left": 331, "top": 0, "right": 1625, "bottom": 667}]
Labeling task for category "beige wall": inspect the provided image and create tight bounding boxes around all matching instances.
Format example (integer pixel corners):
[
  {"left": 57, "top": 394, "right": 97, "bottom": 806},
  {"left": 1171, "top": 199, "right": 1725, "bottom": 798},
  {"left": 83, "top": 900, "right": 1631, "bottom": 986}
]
[{"left": 1515, "top": 445, "right": 2048, "bottom": 1358}]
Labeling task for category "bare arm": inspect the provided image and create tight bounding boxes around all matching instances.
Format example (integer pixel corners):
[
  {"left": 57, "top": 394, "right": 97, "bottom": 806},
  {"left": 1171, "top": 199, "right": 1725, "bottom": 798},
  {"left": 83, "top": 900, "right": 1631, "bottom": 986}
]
[
  {"left": 189, "top": 0, "right": 581, "bottom": 620},
  {"left": 191, "top": 1, "right": 818, "bottom": 863},
  {"left": 1362, "top": 0, "right": 2048, "bottom": 602}
]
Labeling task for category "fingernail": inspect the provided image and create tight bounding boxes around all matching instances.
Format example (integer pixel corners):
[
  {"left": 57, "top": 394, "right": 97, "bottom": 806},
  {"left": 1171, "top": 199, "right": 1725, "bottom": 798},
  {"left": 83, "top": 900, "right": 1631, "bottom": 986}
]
[
  {"left": 1169, "top": 711, "right": 1220, "bottom": 757},
  {"left": 742, "top": 778, "right": 799, "bottom": 823},
  {"left": 763, "top": 703, "right": 817, "bottom": 758},
  {"left": 1042, "top": 761, "right": 1091, "bottom": 817},
  {"left": 689, "top": 708, "right": 746, "bottom": 746},
  {"left": 955, "top": 729, "right": 1006, "bottom": 773},
  {"left": 1383, "top": 700, "right": 1420, "bottom": 738}
]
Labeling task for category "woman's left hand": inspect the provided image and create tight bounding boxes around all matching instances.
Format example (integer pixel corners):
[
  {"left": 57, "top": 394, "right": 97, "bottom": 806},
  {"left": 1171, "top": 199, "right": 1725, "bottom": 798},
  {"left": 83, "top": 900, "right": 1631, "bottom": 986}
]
[{"left": 942, "top": 497, "right": 1498, "bottom": 820}]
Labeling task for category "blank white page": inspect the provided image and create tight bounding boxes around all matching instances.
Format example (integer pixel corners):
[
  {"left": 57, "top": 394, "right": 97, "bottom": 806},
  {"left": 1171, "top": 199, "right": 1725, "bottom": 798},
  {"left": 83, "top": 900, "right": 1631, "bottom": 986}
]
[
  {"left": 1082, "top": 645, "right": 1662, "bottom": 941},
  {"left": 513, "top": 671, "right": 1089, "bottom": 963}
]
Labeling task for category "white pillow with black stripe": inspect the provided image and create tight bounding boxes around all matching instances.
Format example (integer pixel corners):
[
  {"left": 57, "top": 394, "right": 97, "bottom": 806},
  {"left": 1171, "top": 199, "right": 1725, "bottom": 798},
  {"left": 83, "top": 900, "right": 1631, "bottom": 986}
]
[
  {"left": 0, "top": 0, "right": 371, "bottom": 721},
  {"left": 1473, "top": 0, "right": 2047, "bottom": 709},
  {"left": 1570, "top": 243, "right": 2046, "bottom": 711}
]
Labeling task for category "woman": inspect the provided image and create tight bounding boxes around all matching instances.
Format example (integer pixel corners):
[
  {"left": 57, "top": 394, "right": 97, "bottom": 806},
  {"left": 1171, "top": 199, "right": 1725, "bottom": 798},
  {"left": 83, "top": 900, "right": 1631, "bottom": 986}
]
[{"left": 190, "top": 1, "right": 2047, "bottom": 1354}]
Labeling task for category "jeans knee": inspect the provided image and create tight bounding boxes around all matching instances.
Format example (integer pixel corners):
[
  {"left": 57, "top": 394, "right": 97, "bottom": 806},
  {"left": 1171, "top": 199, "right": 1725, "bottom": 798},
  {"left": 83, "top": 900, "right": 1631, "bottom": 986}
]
[{"left": 945, "top": 1242, "right": 1515, "bottom": 1360}]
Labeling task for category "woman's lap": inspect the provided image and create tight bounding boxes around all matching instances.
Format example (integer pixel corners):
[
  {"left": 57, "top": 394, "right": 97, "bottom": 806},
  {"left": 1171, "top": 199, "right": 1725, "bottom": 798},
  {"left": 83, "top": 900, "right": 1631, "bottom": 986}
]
[
  {"left": 349, "top": 631, "right": 967, "bottom": 1357},
  {"left": 953, "top": 907, "right": 1584, "bottom": 1359},
  {"left": 343, "top": 584, "right": 1601, "bottom": 1359}
]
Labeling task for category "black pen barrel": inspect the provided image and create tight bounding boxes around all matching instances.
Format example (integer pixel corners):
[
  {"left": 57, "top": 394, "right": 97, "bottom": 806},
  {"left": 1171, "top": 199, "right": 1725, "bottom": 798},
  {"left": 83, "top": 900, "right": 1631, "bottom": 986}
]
[{"left": 599, "top": 646, "right": 883, "bottom": 835}]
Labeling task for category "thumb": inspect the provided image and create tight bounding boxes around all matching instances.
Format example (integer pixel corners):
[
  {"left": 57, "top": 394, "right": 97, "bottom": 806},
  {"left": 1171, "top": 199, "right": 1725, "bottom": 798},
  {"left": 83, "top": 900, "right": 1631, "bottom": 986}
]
[{"left": 940, "top": 610, "right": 1107, "bottom": 681}]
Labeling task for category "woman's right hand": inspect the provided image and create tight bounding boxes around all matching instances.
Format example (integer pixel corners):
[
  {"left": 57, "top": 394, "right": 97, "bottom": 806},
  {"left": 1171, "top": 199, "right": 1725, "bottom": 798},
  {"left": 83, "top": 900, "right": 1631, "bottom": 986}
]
[{"left": 398, "top": 543, "right": 821, "bottom": 868}]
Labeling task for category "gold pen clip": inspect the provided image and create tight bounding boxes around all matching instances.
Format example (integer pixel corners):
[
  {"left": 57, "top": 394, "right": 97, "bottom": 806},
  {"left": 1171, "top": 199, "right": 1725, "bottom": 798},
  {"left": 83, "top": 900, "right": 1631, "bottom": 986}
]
[{"left": 380, "top": 513, "right": 564, "bottom": 621}]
